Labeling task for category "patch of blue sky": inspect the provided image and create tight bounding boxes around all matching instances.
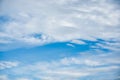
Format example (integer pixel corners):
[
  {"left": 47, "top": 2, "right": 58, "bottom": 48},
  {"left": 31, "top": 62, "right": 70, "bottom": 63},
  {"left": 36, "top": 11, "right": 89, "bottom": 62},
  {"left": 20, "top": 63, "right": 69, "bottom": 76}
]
[
  {"left": 0, "top": 42, "right": 88, "bottom": 63},
  {"left": 0, "top": 39, "right": 111, "bottom": 63},
  {"left": 0, "top": 16, "right": 11, "bottom": 24}
]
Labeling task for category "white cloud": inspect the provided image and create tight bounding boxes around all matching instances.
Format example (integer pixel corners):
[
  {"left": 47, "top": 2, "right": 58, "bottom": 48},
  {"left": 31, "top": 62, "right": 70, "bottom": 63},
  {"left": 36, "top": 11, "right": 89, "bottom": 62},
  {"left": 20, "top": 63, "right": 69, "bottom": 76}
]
[
  {"left": 16, "top": 78, "right": 30, "bottom": 80},
  {"left": 66, "top": 43, "right": 75, "bottom": 47},
  {"left": 6, "top": 50, "right": 119, "bottom": 80},
  {"left": 60, "top": 50, "right": 120, "bottom": 66},
  {"left": 0, "top": 0, "right": 120, "bottom": 78},
  {"left": 0, "top": 0, "right": 120, "bottom": 50},
  {"left": 91, "top": 39, "right": 120, "bottom": 52},
  {"left": 0, "top": 61, "right": 19, "bottom": 70},
  {"left": 70, "top": 39, "right": 86, "bottom": 45},
  {"left": 0, "top": 75, "right": 8, "bottom": 80}
]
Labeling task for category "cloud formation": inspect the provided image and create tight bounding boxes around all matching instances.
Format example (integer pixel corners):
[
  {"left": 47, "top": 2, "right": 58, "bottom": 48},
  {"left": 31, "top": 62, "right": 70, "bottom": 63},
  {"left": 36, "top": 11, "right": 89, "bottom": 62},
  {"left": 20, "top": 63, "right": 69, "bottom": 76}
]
[
  {"left": 0, "top": 75, "right": 8, "bottom": 80},
  {"left": 0, "top": 0, "right": 120, "bottom": 79},
  {"left": 0, "top": 0, "right": 120, "bottom": 50},
  {"left": 0, "top": 50, "right": 119, "bottom": 80},
  {"left": 0, "top": 61, "right": 19, "bottom": 70}
]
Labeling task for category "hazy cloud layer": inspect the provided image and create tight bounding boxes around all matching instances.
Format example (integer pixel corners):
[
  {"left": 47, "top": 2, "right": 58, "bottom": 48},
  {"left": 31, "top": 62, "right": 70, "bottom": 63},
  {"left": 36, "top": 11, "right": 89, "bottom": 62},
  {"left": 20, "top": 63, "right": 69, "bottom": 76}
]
[{"left": 0, "top": 0, "right": 120, "bottom": 50}]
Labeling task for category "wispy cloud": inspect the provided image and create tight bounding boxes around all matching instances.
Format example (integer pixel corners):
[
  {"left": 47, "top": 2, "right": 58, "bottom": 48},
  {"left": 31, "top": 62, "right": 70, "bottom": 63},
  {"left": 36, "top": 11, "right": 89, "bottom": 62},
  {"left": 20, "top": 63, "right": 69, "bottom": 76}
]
[
  {"left": 0, "top": 0, "right": 120, "bottom": 50},
  {"left": 0, "top": 0, "right": 120, "bottom": 80},
  {"left": 16, "top": 78, "right": 30, "bottom": 80},
  {"left": 0, "top": 61, "right": 19, "bottom": 70},
  {"left": 1, "top": 50, "right": 118, "bottom": 80}
]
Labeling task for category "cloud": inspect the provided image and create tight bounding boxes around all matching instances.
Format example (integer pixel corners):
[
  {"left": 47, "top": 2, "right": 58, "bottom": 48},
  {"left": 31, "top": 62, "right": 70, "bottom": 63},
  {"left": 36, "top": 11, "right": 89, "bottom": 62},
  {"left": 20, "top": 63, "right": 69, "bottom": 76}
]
[
  {"left": 0, "top": 61, "right": 19, "bottom": 70},
  {"left": 93, "top": 40, "right": 120, "bottom": 51},
  {"left": 16, "top": 78, "right": 30, "bottom": 80},
  {"left": 0, "top": 0, "right": 119, "bottom": 79},
  {"left": 0, "top": 0, "right": 120, "bottom": 50},
  {"left": 70, "top": 39, "right": 86, "bottom": 45},
  {"left": 66, "top": 43, "right": 75, "bottom": 47},
  {"left": 0, "top": 75, "right": 8, "bottom": 80},
  {"left": 60, "top": 51, "right": 120, "bottom": 66},
  {"left": 1, "top": 50, "right": 118, "bottom": 80}
]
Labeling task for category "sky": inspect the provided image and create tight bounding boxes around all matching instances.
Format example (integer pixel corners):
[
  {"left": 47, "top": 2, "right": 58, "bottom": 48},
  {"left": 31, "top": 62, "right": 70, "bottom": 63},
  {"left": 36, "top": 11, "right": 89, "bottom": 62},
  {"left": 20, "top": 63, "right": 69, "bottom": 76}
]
[{"left": 0, "top": 0, "right": 120, "bottom": 80}]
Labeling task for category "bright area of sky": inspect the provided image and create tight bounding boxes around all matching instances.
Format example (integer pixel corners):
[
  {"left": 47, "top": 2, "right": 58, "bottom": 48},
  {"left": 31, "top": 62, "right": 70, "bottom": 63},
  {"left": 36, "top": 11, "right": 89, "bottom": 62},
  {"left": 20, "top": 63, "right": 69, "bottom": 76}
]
[{"left": 0, "top": 0, "right": 120, "bottom": 80}]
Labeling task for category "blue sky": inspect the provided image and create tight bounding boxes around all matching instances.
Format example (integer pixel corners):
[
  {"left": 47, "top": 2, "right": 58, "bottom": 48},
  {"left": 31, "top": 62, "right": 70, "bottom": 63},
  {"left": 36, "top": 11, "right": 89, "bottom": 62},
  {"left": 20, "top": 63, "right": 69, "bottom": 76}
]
[{"left": 0, "top": 0, "right": 120, "bottom": 80}]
